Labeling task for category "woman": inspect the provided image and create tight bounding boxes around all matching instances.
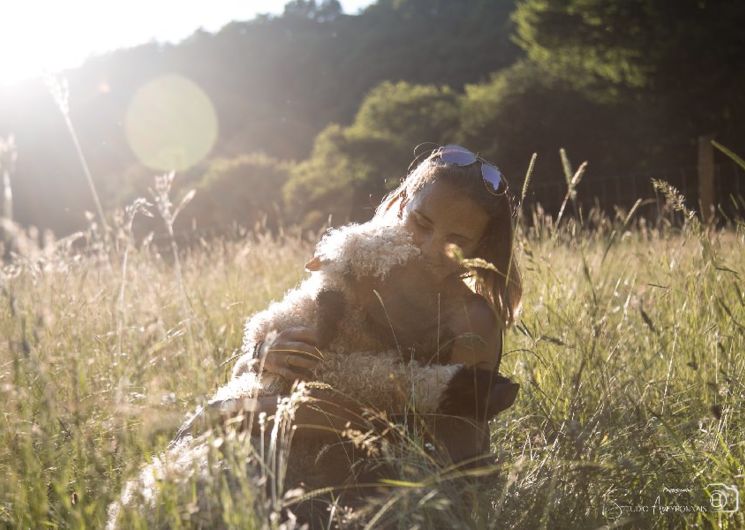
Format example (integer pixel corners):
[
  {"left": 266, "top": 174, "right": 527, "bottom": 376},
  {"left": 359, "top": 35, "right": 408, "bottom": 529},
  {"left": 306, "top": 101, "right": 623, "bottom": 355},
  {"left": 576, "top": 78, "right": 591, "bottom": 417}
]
[{"left": 253, "top": 144, "right": 521, "bottom": 470}]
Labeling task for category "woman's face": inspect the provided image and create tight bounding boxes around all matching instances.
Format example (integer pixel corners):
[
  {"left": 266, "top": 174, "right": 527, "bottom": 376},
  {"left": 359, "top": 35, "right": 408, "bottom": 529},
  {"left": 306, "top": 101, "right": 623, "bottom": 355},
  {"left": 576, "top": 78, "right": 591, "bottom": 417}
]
[{"left": 402, "top": 179, "right": 490, "bottom": 282}]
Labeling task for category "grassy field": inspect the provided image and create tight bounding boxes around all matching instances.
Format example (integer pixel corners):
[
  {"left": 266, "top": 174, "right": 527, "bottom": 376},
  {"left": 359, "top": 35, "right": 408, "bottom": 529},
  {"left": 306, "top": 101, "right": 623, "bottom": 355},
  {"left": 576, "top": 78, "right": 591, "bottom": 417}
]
[{"left": 0, "top": 198, "right": 743, "bottom": 528}]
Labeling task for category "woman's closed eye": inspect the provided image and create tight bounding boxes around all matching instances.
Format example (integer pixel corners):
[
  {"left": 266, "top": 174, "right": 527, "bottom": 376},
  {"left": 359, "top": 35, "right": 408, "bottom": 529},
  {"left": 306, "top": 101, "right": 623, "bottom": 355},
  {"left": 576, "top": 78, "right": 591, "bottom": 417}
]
[
  {"left": 447, "top": 234, "right": 470, "bottom": 246},
  {"left": 413, "top": 212, "right": 432, "bottom": 230}
]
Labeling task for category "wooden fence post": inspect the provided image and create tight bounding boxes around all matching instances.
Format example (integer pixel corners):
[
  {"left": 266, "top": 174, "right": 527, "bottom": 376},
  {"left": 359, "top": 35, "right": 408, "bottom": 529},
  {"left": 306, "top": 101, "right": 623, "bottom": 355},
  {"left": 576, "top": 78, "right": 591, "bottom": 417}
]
[{"left": 698, "top": 134, "right": 715, "bottom": 223}]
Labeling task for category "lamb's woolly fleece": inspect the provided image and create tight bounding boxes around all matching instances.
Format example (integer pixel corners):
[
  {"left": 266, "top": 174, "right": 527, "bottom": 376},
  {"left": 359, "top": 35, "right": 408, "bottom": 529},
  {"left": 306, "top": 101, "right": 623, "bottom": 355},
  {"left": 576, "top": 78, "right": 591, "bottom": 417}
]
[
  {"left": 311, "top": 220, "right": 422, "bottom": 280},
  {"left": 106, "top": 429, "right": 281, "bottom": 529},
  {"left": 314, "top": 350, "right": 462, "bottom": 413},
  {"left": 106, "top": 436, "right": 211, "bottom": 529},
  {"left": 224, "top": 350, "right": 461, "bottom": 414}
]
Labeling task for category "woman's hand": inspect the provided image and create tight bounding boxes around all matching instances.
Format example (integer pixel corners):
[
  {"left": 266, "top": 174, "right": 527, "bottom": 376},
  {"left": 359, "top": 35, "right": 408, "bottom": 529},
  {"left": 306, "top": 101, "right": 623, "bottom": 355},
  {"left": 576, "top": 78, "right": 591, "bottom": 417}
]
[{"left": 260, "top": 326, "right": 323, "bottom": 381}]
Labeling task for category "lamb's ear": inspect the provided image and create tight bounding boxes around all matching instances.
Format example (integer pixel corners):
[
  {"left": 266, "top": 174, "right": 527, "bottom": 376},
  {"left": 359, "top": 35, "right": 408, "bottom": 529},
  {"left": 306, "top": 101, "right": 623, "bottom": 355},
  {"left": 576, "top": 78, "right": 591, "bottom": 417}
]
[
  {"left": 438, "top": 367, "right": 519, "bottom": 421},
  {"left": 305, "top": 256, "right": 322, "bottom": 271},
  {"left": 486, "top": 378, "right": 519, "bottom": 418}
]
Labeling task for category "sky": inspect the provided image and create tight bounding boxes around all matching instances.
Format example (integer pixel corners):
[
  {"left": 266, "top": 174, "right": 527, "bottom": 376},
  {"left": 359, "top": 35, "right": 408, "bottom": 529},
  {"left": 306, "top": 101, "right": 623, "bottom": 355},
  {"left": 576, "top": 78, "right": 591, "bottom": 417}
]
[{"left": 0, "top": 0, "right": 373, "bottom": 86}]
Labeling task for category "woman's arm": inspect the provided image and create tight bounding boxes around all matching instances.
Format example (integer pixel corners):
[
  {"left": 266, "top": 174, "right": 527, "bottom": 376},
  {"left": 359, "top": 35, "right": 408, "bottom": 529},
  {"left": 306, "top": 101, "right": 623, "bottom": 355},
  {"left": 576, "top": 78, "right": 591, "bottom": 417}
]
[
  {"left": 438, "top": 294, "right": 518, "bottom": 424},
  {"left": 447, "top": 294, "right": 501, "bottom": 371}
]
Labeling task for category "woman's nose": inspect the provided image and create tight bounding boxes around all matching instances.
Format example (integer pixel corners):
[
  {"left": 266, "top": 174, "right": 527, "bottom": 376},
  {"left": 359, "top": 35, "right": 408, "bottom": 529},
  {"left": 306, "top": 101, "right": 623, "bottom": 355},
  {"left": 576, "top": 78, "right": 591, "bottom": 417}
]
[{"left": 420, "top": 234, "right": 446, "bottom": 261}]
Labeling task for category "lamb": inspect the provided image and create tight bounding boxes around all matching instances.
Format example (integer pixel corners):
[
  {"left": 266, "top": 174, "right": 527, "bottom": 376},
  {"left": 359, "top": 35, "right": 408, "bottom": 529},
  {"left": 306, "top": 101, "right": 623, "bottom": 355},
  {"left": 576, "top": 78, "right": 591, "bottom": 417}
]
[{"left": 176, "top": 219, "right": 513, "bottom": 441}]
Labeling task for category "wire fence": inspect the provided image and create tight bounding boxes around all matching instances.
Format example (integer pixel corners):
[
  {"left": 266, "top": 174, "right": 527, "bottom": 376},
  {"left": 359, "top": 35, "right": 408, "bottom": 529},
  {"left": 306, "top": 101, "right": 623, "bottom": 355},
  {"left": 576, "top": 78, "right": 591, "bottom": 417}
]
[{"left": 521, "top": 159, "right": 745, "bottom": 220}]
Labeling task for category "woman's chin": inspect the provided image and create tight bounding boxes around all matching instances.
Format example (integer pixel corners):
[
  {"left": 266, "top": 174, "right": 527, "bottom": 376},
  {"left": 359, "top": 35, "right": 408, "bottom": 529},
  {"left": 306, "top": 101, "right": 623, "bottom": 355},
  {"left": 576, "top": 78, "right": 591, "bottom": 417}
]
[{"left": 422, "top": 263, "right": 459, "bottom": 283}]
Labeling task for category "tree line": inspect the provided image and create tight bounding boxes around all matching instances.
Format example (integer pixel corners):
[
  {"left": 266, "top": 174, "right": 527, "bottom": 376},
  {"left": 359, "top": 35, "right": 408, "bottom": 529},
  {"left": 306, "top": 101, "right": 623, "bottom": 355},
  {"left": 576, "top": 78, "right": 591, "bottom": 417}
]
[{"left": 0, "top": 0, "right": 743, "bottom": 236}]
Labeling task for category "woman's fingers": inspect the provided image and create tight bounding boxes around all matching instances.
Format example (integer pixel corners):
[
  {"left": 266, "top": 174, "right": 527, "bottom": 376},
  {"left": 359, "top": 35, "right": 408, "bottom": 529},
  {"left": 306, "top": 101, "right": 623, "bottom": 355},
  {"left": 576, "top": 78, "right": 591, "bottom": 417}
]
[
  {"left": 270, "top": 342, "right": 323, "bottom": 365},
  {"left": 274, "top": 326, "right": 319, "bottom": 347},
  {"left": 262, "top": 364, "right": 309, "bottom": 382},
  {"left": 255, "top": 326, "right": 323, "bottom": 380},
  {"left": 261, "top": 341, "right": 322, "bottom": 379}
]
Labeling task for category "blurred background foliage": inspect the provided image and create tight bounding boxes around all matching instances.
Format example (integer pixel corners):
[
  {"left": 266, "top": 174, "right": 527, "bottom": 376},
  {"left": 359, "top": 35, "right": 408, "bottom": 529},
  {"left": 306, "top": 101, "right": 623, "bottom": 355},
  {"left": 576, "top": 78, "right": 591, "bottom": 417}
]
[{"left": 0, "top": 0, "right": 743, "bottom": 235}]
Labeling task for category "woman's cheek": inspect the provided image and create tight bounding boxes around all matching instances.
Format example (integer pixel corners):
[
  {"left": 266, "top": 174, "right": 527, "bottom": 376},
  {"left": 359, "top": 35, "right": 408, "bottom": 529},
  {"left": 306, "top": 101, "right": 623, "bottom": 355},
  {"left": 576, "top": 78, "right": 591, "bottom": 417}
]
[
  {"left": 418, "top": 233, "right": 440, "bottom": 261},
  {"left": 402, "top": 219, "right": 451, "bottom": 270},
  {"left": 404, "top": 220, "right": 426, "bottom": 249}
]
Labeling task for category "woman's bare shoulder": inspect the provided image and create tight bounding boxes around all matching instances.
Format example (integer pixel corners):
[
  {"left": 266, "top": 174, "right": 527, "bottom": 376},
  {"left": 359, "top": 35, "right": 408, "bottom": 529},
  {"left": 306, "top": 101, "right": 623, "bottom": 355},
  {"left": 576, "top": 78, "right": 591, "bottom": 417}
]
[
  {"left": 443, "top": 285, "right": 501, "bottom": 369},
  {"left": 448, "top": 290, "right": 498, "bottom": 337}
]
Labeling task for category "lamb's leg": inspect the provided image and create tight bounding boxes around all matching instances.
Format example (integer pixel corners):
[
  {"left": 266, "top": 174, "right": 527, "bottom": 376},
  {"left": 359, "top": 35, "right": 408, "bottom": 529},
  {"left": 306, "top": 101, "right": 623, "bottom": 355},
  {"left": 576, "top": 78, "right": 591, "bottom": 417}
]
[
  {"left": 315, "top": 289, "right": 346, "bottom": 348},
  {"left": 170, "top": 369, "right": 284, "bottom": 445},
  {"left": 169, "top": 397, "right": 259, "bottom": 446}
]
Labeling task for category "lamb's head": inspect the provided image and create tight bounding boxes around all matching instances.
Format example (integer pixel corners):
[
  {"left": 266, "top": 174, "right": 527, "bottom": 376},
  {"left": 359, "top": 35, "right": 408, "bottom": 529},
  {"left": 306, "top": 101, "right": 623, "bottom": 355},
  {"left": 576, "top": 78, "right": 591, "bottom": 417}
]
[
  {"left": 305, "top": 221, "right": 421, "bottom": 282},
  {"left": 304, "top": 221, "right": 423, "bottom": 350}
]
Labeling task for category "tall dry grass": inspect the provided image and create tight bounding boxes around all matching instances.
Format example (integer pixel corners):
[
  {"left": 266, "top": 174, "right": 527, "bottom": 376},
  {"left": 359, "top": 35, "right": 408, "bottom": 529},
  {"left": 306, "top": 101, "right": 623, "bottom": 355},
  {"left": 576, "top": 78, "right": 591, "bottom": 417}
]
[{"left": 0, "top": 178, "right": 743, "bottom": 527}]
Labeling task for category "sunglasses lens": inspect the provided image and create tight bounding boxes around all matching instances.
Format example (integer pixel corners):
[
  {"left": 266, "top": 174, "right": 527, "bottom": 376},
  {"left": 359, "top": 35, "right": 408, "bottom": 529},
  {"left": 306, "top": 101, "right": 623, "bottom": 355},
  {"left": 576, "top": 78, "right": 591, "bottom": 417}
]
[
  {"left": 481, "top": 163, "right": 504, "bottom": 193},
  {"left": 437, "top": 144, "right": 507, "bottom": 194},
  {"left": 439, "top": 145, "right": 477, "bottom": 166}
]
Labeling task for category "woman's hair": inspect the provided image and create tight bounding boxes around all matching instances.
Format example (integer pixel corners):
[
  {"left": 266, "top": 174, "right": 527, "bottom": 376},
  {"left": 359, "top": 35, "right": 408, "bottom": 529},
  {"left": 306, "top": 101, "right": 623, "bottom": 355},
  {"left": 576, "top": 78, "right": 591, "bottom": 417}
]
[{"left": 373, "top": 149, "right": 522, "bottom": 327}]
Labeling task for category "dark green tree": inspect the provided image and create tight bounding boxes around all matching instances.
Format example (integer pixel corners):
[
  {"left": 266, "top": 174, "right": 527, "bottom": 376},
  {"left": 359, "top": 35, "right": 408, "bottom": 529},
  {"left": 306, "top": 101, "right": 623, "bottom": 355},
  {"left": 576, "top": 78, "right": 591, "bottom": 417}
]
[
  {"left": 352, "top": 81, "right": 460, "bottom": 147},
  {"left": 512, "top": 0, "right": 745, "bottom": 150},
  {"left": 458, "top": 60, "right": 665, "bottom": 188},
  {"left": 283, "top": 124, "right": 400, "bottom": 228},
  {"left": 283, "top": 0, "right": 342, "bottom": 22},
  {"left": 179, "top": 153, "right": 292, "bottom": 234}
]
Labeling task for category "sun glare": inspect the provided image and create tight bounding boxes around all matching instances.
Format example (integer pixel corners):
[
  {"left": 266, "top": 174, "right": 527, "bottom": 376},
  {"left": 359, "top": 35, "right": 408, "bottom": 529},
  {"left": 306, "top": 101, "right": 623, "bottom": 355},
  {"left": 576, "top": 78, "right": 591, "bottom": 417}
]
[
  {"left": 125, "top": 74, "right": 219, "bottom": 171},
  {"left": 0, "top": 0, "right": 302, "bottom": 86},
  {"left": 0, "top": 1, "right": 374, "bottom": 86},
  {"left": 0, "top": 2, "right": 91, "bottom": 85}
]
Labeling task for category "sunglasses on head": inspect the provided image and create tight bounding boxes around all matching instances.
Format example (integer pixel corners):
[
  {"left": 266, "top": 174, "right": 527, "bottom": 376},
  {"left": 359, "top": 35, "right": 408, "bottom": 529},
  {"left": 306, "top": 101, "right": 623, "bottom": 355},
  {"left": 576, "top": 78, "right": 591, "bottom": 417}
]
[{"left": 433, "top": 144, "right": 508, "bottom": 196}]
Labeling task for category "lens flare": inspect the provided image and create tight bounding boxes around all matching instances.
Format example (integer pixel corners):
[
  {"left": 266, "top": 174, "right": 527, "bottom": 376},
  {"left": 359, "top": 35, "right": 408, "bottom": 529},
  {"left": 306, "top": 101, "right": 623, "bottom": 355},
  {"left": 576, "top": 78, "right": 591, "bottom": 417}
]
[{"left": 125, "top": 74, "right": 218, "bottom": 171}]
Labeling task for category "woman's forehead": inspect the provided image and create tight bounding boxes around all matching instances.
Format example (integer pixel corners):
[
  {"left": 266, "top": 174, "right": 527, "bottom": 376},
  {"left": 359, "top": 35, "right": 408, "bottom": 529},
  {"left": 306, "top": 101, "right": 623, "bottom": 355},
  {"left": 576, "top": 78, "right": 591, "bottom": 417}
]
[{"left": 410, "top": 180, "right": 489, "bottom": 237}]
